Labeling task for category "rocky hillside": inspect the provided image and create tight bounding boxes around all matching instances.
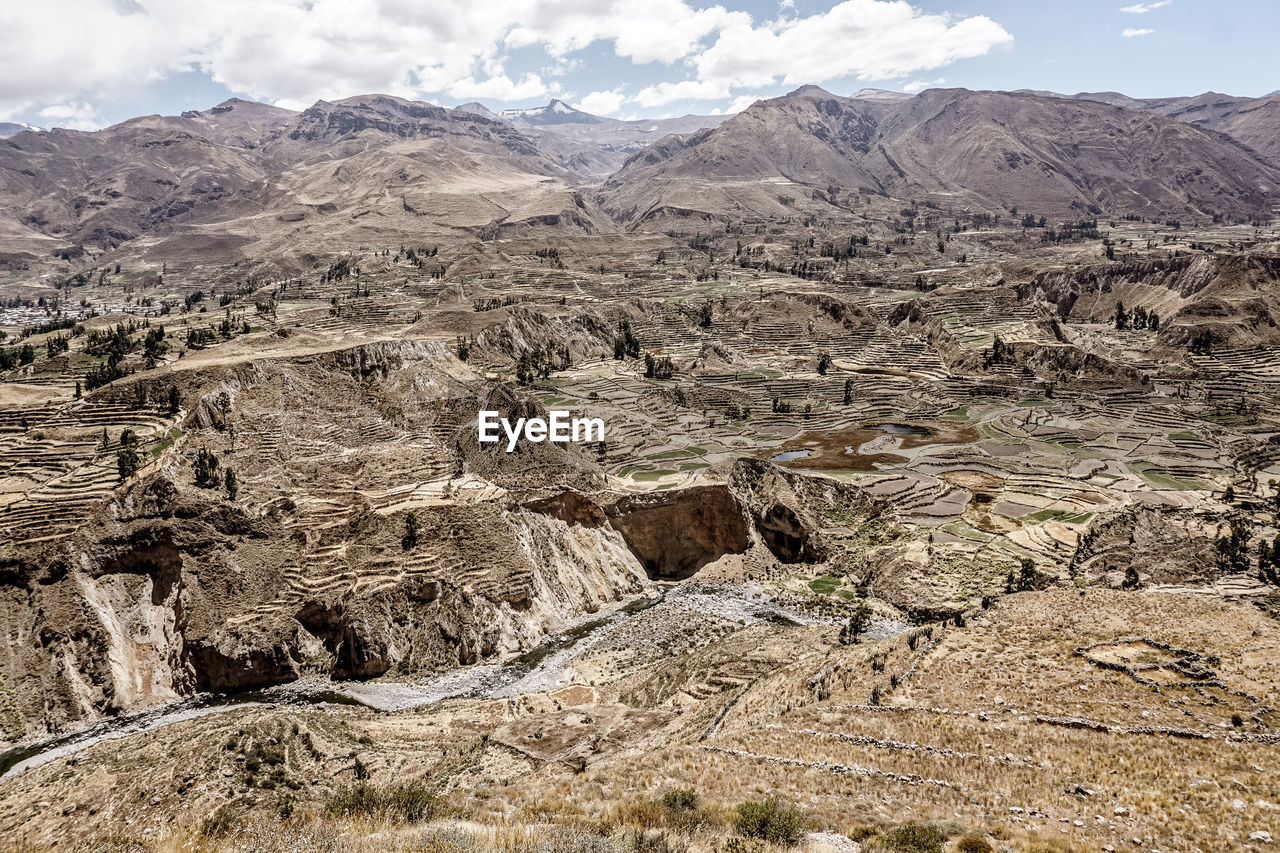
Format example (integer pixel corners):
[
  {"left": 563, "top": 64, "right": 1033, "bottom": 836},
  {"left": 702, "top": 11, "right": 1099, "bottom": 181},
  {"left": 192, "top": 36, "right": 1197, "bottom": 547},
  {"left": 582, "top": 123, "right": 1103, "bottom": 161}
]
[
  {"left": 0, "top": 95, "right": 609, "bottom": 268},
  {"left": 598, "top": 87, "right": 1280, "bottom": 226},
  {"left": 1074, "top": 91, "right": 1280, "bottom": 169}
]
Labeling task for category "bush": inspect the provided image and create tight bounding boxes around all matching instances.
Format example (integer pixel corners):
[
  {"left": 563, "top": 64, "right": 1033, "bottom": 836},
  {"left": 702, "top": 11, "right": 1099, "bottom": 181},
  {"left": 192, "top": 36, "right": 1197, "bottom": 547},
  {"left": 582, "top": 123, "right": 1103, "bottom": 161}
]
[
  {"left": 956, "top": 834, "right": 994, "bottom": 853},
  {"left": 325, "top": 780, "right": 447, "bottom": 823},
  {"left": 659, "top": 788, "right": 699, "bottom": 812},
  {"left": 734, "top": 798, "right": 808, "bottom": 845},
  {"left": 882, "top": 822, "right": 946, "bottom": 853}
]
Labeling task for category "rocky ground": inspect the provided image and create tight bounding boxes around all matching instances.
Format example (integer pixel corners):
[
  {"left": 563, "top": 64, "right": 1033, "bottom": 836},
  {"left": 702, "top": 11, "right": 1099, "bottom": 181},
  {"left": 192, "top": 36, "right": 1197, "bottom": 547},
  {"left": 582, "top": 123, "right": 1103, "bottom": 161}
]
[{"left": 2, "top": 189, "right": 1280, "bottom": 851}]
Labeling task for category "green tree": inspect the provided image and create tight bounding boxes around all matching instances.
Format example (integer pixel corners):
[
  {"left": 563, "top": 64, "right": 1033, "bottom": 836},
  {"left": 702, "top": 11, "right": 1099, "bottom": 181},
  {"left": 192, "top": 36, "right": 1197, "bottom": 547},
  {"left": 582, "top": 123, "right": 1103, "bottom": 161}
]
[
  {"left": 839, "top": 600, "right": 872, "bottom": 645},
  {"left": 116, "top": 447, "right": 141, "bottom": 481},
  {"left": 697, "top": 301, "right": 712, "bottom": 328},
  {"left": 225, "top": 468, "right": 238, "bottom": 501},
  {"left": 193, "top": 447, "right": 219, "bottom": 488},
  {"left": 402, "top": 511, "right": 419, "bottom": 550},
  {"left": 816, "top": 350, "right": 832, "bottom": 375}
]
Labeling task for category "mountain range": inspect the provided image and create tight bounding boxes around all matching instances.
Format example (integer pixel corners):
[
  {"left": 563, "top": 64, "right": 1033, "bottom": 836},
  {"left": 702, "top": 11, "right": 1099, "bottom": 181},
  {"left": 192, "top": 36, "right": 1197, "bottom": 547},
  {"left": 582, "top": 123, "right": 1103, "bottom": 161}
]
[{"left": 1, "top": 85, "right": 1277, "bottom": 271}]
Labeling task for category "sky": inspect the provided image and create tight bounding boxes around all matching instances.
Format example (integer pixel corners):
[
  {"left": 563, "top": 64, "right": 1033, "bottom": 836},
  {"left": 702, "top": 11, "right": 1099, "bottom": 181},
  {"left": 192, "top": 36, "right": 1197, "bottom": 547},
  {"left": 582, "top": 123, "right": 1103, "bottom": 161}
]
[{"left": 0, "top": 0, "right": 1276, "bottom": 131}]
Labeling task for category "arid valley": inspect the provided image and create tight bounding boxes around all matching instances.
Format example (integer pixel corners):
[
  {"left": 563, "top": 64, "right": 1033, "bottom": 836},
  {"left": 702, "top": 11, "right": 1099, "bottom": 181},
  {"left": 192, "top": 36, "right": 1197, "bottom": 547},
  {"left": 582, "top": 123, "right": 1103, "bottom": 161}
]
[{"left": 1, "top": 79, "right": 1280, "bottom": 853}]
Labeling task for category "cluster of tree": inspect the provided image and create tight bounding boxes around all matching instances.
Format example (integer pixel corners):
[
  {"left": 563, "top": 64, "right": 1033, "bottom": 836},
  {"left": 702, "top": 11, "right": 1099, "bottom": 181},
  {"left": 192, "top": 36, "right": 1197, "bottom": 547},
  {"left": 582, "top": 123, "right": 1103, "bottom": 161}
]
[
  {"left": 697, "top": 302, "right": 713, "bottom": 328},
  {"left": 1113, "top": 301, "right": 1159, "bottom": 331},
  {"left": 838, "top": 598, "right": 872, "bottom": 645},
  {"left": 771, "top": 396, "right": 793, "bottom": 414},
  {"left": 322, "top": 258, "right": 354, "bottom": 283},
  {"left": 1020, "top": 213, "right": 1048, "bottom": 228},
  {"left": 472, "top": 295, "right": 522, "bottom": 312},
  {"left": 187, "top": 327, "right": 217, "bottom": 349},
  {"left": 982, "top": 334, "right": 1015, "bottom": 370},
  {"left": 817, "top": 351, "right": 832, "bottom": 375},
  {"left": 644, "top": 352, "right": 674, "bottom": 380},
  {"left": 1040, "top": 220, "right": 1101, "bottom": 243},
  {"left": 971, "top": 212, "right": 1000, "bottom": 230},
  {"left": 815, "top": 234, "right": 871, "bottom": 262},
  {"left": 397, "top": 245, "right": 439, "bottom": 266},
  {"left": 1216, "top": 513, "right": 1254, "bottom": 572},
  {"left": 1259, "top": 534, "right": 1280, "bottom": 585},
  {"left": 723, "top": 402, "right": 750, "bottom": 421},
  {"left": 613, "top": 319, "right": 641, "bottom": 360},
  {"left": 455, "top": 335, "right": 471, "bottom": 361},
  {"left": 143, "top": 325, "right": 169, "bottom": 367},
  {"left": 84, "top": 360, "right": 129, "bottom": 391},
  {"left": 45, "top": 335, "right": 70, "bottom": 358},
  {"left": 1004, "top": 558, "right": 1040, "bottom": 593},
  {"left": 217, "top": 317, "right": 249, "bottom": 339},
  {"left": 1189, "top": 330, "right": 1214, "bottom": 356},
  {"left": 85, "top": 322, "right": 140, "bottom": 358},
  {"left": 115, "top": 428, "right": 142, "bottom": 480},
  {"left": 20, "top": 317, "right": 80, "bottom": 338},
  {"left": 515, "top": 343, "right": 571, "bottom": 385},
  {"left": 183, "top": 290, "right": 205, "bottom": 310},
  {"left": 193, "top": 447, "right": 220, "bottom": 488}
]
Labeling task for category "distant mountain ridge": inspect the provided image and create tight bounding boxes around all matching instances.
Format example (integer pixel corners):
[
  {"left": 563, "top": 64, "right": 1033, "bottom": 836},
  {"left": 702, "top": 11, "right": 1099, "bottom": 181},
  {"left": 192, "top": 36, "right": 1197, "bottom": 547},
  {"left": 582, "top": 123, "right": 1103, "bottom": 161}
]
[
  {"left": 455, "top": 97, "right": 731, "bottom": 179},
  {"left": 500, "top": 99, "right": 600, "bottom": 125},
  {"left": 597, "top": 86, "right": 1280, "bottom": 227},
  {"left": 1, "top": 85, "right": 1277, "bottom": 265},
  {"left": 0, "top": 93, "right": 609, "bottom": 267},
  {"left": 0, "top": 121, "right": 42, "bottom": 138}
]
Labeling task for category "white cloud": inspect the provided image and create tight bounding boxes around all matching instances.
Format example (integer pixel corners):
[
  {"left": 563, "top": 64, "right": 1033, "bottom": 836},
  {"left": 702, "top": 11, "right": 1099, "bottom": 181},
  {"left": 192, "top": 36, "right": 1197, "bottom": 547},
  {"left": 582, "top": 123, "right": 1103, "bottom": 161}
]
[
  {"left": 727, "top": 93, "right": 768, "bottom": 113},
  {"left": 634, "top": 0, "right": 1011, "bottom": 106},
  {"left": 446, "top": 74, "right": 551, "bottom": 102},
  {"left": 0, "top": 0, "right": 1014, "bottom": 122},
  {"left": 1122, "top": 27, "right": 1155, "bottom": 37},
  {"left": 1120, "top": 1, "right": 1170, "bottom": 13},
  {"left": 506, "top": 0, "right": 747, "bottom": 65},
  {"left": 902, "top": 77, "right": 945, "bottom": 93},
  {"left": 634, "top": 78, "right": 730, "bottom": 108},
  {"left": 36, "top": 100, "right": 106, "bottom": 131},
  {"left": 577, "top": 88, "right": 627, "bottom": 116}
]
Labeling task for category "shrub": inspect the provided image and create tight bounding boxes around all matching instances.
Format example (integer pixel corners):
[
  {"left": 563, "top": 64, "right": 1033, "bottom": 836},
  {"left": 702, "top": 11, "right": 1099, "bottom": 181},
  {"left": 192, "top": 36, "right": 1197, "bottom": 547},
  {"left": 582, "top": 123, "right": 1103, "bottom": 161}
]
[
  {"left": 325, "top": 780, "right": 446, "bottom": 823},
  {"left": 734, "top": 798, "right": 808, "bottom": 845},
  {"left": 882, "top": 822, "right": 946, "bottom": 853},
  {"left": 956, "top": 834, "right": 994, "bottom": 853},
  {"left": 660, "top": 788, "right": 699, "bottom": 812}
]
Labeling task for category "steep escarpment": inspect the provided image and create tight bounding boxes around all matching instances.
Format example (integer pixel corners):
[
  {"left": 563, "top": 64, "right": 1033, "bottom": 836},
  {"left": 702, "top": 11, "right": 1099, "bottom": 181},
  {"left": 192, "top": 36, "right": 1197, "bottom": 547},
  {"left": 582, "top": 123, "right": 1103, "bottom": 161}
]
[
  {"left": 1033, "top": 253, "right": 1280, "bottom": 351},
  {"left": 606, "top": 486, "right": 752, "bottom": 579},
  {"left": 0, "top": 471, "right": 651, "bottom": 738}
]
